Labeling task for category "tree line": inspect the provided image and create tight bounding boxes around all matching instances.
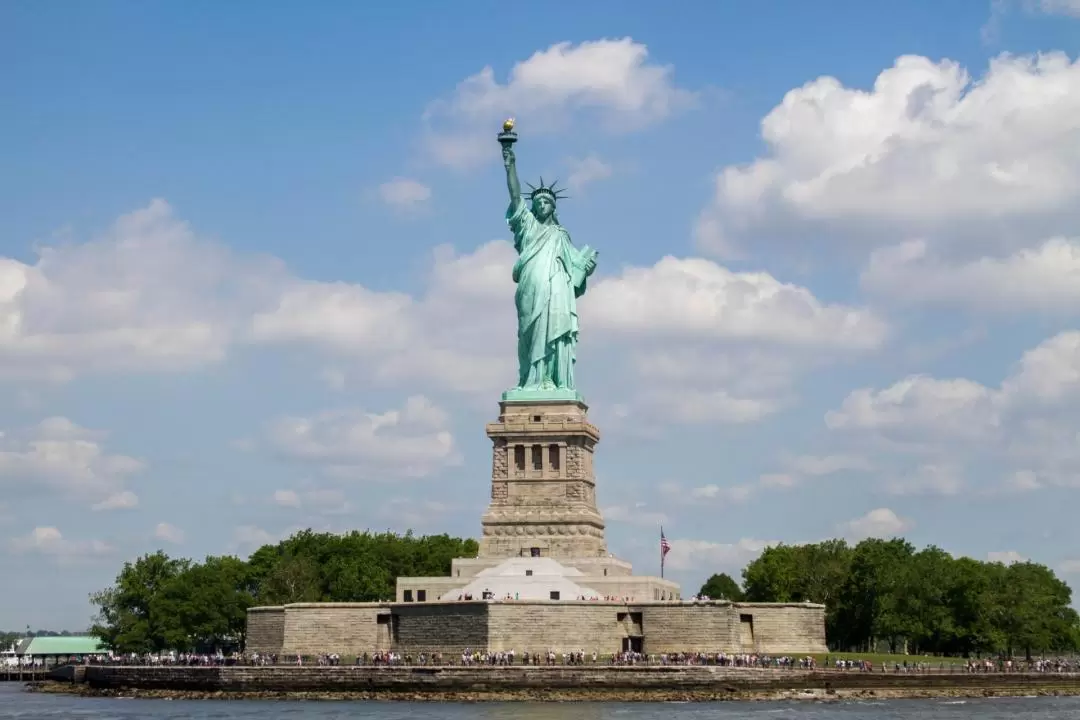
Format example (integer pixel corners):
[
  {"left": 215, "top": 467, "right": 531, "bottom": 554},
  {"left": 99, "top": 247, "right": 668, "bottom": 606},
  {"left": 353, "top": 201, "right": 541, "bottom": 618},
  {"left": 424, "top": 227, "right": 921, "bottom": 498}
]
[
  {"left": 700, "top": 538, "right": 1080, "bottom": 658},
  {"left": 89, "top": 529, "right": 477, "bottom": 654},
  {"left": 88, "top": 530, "right": 1078, "bottom": 658}
]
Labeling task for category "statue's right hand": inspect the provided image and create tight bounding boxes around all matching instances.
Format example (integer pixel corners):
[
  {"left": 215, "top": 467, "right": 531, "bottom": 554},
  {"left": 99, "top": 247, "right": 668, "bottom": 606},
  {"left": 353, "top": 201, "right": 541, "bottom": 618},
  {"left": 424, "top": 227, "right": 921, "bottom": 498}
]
[{"left": 502, "top": 146, "right": 515, "bottom": 167}]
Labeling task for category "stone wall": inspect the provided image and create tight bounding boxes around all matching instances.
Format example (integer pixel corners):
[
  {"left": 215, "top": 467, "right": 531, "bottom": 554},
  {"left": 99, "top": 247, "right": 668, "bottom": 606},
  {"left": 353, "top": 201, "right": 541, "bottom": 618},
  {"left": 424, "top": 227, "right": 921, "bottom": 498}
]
[
  {"left": 246, "top": 606, "right": 284, "bottom": 654},
  {"left": 732, "top": 603, "right": 828, "bottom": 654},
  {"left": 393, "top": 602, "right": 489, "bottom": 654},
  {"left": 487, "top": 602, "right": 626, "bottom": 654},
  {"left": 80, "top": 664, "right": 1080, "bottom": 695},
  {"left": 281, "top": 603, "right": 388, "bottom": 656},
  {"left": 247, "top": 599, "right": 826, "bottom": 657},
  {"left": 640, "top": 604, "right": 737, "bottom": 653}
]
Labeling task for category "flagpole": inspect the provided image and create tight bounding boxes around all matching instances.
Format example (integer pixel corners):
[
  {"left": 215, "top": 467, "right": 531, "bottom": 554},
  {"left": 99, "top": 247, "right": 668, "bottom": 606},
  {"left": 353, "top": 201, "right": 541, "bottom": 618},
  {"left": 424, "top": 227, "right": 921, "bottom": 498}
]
[{"left": 660, "top": 526, "right": 665, "bottom": 579}]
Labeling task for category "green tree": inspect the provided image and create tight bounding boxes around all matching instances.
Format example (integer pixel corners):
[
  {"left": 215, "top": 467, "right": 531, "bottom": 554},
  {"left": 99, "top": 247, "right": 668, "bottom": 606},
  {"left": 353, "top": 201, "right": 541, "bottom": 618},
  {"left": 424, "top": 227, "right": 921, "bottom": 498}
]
[
  {"left": 90, "top": 551, "right": 190, "bottom": 653},
  {"left": 90, "top": 528, "right": 480, "bottom": 653},
  {"left": 742, "top": 545, "right": 804, "bottom": 602},
  {"left": 699, "top": 573, "right": 744, "bottom": 600}
]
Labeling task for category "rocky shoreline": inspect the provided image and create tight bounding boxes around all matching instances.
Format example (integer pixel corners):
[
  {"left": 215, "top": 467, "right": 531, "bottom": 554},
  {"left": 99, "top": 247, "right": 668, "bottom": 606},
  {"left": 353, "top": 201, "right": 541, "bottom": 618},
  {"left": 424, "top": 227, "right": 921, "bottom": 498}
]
[{"left": 26, "top": 679, "right": 1080, "bottom": 703}]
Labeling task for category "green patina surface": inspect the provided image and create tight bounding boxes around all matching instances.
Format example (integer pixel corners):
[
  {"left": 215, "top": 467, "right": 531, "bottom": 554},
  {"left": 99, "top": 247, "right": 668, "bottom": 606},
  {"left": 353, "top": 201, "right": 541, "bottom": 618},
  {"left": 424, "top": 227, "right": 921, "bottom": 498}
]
[{"left": 500, "top": 123, "right": 598, "bottom": 403}]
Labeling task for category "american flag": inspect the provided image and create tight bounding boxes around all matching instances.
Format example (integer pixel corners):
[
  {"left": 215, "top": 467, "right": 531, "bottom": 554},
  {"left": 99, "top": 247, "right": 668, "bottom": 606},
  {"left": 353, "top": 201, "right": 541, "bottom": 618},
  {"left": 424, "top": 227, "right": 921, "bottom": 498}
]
[{"left": 660, "top": 528, "right": 671, "bottom": 559}]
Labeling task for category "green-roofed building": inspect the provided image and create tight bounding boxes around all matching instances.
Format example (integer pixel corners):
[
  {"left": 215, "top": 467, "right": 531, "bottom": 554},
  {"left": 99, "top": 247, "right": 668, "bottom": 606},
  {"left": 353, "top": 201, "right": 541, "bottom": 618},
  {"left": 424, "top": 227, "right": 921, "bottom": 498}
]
[{"left": 14, "top": 636, "right": 105, "bottom": 658}]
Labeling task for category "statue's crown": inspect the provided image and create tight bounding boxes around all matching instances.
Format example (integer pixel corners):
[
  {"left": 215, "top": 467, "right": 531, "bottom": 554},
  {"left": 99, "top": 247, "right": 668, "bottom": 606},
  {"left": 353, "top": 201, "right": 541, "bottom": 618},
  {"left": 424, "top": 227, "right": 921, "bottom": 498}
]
[{"left": 526, "top": 177, "right": 569, "bottom": 204}]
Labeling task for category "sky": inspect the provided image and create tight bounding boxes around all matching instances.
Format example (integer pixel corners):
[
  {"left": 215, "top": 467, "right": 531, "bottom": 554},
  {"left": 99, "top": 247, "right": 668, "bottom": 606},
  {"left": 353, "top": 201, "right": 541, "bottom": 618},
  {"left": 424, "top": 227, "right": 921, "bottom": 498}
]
[{"left": 1, "top": 0, "right": 1080, "bottom": 630}]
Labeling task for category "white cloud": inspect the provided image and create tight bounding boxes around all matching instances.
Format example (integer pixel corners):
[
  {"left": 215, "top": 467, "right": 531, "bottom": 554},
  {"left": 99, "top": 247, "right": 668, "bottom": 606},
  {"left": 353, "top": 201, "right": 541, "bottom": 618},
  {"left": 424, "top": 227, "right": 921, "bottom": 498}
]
[
  {"left": 1036, "top": 0, "right": 1080, "bottom": 17},
  {"left": 566, "top": 155, "right": 613, "bottom": 191},
  {"left": 377, "top": 497, "right": 454, "bottom": 530},
  {"left": 91, "top": 490, "right": 139, "bottom": 511},
  {"left": 842, "top": 508, "right": 911, "bottom": 540},
  {"left": 663, "top": 537, "right": 778, "bottom": 572},
  {"left": 690, "top": 484, "right": 755, "bottom": 503},
  {"left": 272, "top": 489, "right": 301, "bottom": 508},
  {"left": 696, "top": 52, "right": 1080, "bottom": 258},
  {"left": 423, "top": 38, "right": 694, "bottom": 169},
  {"left": 861, "top": 237, "right": 1080, "bottom": 312},
  {"left": 267, "top": 395, "right": 460, "bottom": 479},
  {"left": 586, "top": 257, "right": 885, "bottom": 349},
  {"left": 377, "top": 177, "right": 431, "bottom": 210},
  {"left": 603, "top": 503, "right": 668, "bottom": 526},
  {"left": 826, "top": 331, "right": 1080, "bottom": 491},
  {"left": 250, "top": 240, "right": 517, "bottom": 396},
  {"left": 885, "top": 464, "right": 965, "bottom": 496},
  {"left": 0, "top": 417, "right": 143, "bottom": 509},
  {"left": 271, "top": 487, "right": 350, "bottom": 515},
  {"left": 1003, "top": 469, "right": 1042, "bottom": 492},
  {"left": 581, "top": 257, "right": 885, "bottom": 425},
  {"left": 231, "top": 525, "right": 276, "bottom": 551},
  {"left": 825, "top": 376, "right": 1000, "bottom": 442},
  {"left": 18, "top": 202, "right": 885, "bottom": 428},
  {"left": 153, "top": 522, "right": 185, "bottom": 545},
  {"left": 988, "top": 550, "right": 1027, "bottom": 565},
  {"left": 9, "top": 526, "right": 113, "bottom": 561},
  {"left": 788, "top": 454, "right": 872, "bottom": 476},
  {"left": 0, "top": 199, "right": 284, "bottom": 382}
]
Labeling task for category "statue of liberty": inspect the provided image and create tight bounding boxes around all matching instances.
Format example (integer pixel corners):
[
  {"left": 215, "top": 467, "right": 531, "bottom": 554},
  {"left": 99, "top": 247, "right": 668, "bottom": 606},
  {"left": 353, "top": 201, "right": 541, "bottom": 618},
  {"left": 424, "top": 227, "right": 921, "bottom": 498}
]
[{"left": 499, "top": 119, "right": 598, "bottom": 400}]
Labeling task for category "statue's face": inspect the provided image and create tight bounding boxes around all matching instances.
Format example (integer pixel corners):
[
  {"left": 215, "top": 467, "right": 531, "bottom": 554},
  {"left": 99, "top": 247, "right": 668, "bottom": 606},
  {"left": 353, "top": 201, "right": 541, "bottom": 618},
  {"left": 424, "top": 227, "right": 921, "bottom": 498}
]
[{"left": 532, "top": 195, "right": 555, "bottom": 222}]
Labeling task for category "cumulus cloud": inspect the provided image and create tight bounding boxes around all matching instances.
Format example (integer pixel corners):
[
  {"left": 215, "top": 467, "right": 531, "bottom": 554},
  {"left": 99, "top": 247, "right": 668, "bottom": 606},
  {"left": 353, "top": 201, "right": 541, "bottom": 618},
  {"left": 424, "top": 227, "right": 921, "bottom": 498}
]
[
  {"left": 422, "top": 38, "right": 694, "bottom": 169},
  {"left": 9, "top": 201, "right": 885, "bottom": 428},
  {"left": 987, "top": 550, "right": 1027, "bottom": 565},
  {"left": 377, "top": 177, "right": 431, "bottom": 210},
  {"left": 9, "top": 526, "right": 113, "bottom": 561},
  {"left": 663, "top": 537, "right": 778, "bottom": 572},
  {"left": 0, "top": 417, "right": 143, "bottom": 509},
  {"left": 1060, "top": 559, "right": 1080, "bottom": 574},
  {"left": 679, "top": 472, "right": 798, "bottom": 507},
  {"left": 825, "top": 376, "right": 1000, "bottom": 443},
  {"left": 91, "top": 491, "right": 139, "bottom": 511},
  {"left": 0, "top": 199, "right": 284, "bottom": 382},
  {"left": 696, "top": 52, "right": 1080, "bottom": 258},
  {"left": 827, "top": 330, "right": 1080, "bottom": 490},
  {"left": 251, "top": 240, "right": 517, "bottom": 396},
  {"left": 267, "top": 395, "right": 460, "bottom": 480},
  {"left": 586, "top": 257, "right": 885, "bottom": 349},
  {"left": 566, "top": 155, "right": 613, "bottom": 191},
  {"left": 231, "top": 525, "right": 277, "bottom": 552},
  {"left": 788, "top": 454, "right": 873, "bottom": 476},
  {"left": 582, "top": 257, "right": 884, "bottom": 425},
  {"left": 603, "top": 503, "right": 668, "bottom": 526},
  {"left": 377, "top": 497, "right": 455, "bottom": 530},
  {"left": 884, "top": 464, "right": 965, "bottom": 497},
  {"left": 1036, "top": 0, "right": 1080, "bottom": 17},
  {"left": 861, "top": 237, "right": 1080, "bottom": 312},
  {"left": 154, "top": 522, "right": 185, "bottom": 544},
  {"left": 271, "top": 487, "right": 350, "bottom": 515},
  {"left": 842, "top": 508, "right": 911, "bottom": 540}
]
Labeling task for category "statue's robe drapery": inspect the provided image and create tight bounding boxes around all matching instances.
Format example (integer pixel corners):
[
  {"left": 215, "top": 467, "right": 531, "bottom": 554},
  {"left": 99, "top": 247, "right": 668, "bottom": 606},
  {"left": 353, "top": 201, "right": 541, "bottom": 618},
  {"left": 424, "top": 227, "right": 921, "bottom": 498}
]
[{"left": 507, "top": 199, "right": 591, "bottom": 390}]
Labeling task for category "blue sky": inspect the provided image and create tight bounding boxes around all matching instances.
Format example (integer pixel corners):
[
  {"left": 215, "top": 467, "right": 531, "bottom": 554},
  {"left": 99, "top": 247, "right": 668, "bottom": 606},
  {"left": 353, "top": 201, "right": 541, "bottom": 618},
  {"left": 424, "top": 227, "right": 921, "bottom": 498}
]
[{"left": 2, "top": 0, "right": 1080, "bottom": 630}]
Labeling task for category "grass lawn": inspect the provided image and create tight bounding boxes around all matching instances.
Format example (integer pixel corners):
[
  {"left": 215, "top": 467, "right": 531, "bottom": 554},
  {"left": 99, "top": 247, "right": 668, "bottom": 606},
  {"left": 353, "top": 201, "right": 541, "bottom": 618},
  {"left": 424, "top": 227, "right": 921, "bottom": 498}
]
[{"left": 811, "top": 652, "right": 969, "bottom": 667}]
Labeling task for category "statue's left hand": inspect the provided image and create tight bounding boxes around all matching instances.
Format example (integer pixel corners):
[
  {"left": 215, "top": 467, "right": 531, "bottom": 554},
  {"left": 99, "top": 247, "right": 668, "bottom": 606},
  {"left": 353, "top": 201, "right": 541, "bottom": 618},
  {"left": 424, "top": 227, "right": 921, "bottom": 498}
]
[{"left": 584, "top": 254, "right": 597, "bottom": 273}]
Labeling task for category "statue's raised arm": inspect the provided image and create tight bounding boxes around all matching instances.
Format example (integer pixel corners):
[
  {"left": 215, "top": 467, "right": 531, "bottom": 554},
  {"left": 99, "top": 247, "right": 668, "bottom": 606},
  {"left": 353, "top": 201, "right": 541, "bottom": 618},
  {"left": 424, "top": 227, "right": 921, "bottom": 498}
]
[
  {"left": 497, "top": 119, "right": 599, "bottom": 403},
  {"left": 503, "top": 145, "right": 521, "bottom": 208}
]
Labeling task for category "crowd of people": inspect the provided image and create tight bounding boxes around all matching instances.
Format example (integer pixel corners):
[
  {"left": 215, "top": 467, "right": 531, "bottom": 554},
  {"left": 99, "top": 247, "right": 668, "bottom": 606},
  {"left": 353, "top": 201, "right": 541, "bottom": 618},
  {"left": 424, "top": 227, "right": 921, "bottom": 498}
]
[{"left": 69, "top": 650, "right": 1080, "bottom": 673}]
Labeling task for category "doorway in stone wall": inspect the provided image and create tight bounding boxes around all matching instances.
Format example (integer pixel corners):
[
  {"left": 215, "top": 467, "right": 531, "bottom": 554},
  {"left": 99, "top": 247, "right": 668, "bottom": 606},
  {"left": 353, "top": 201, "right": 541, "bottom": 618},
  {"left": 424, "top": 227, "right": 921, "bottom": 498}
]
[
  {"left": 621, "top": 637, "right": 643, "bottom": 653},
  {"left": 376, "top": 614, "right": 392, "bottom": 649},
  {"left": 739, "top": 614, "right": 755, "bottom": 648}
]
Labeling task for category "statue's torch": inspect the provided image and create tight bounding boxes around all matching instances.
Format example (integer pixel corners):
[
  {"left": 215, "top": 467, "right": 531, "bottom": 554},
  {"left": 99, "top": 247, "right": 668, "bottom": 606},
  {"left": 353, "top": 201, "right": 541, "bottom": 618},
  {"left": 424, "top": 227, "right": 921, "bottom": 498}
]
[{"left": 498, "top": 117, "right": 518, "bottom": 149}]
